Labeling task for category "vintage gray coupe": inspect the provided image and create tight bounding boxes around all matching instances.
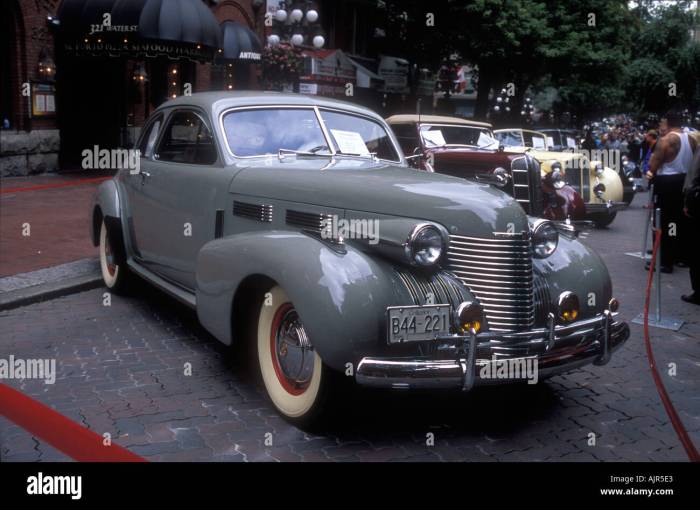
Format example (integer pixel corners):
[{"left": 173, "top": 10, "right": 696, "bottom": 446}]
[{"left": 91, "top": 92, "right": 629, "bottom": 426}]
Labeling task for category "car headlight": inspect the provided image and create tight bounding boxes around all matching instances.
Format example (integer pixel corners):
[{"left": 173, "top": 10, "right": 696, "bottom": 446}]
[
  {"left": 531, "top": 219, "right": 559, "bottom": 258},
  {"left": 405, "top": 224, "right": 446, "bottom": 266},
  {"left": 545, "top": 162, "right": 565, "bottom": 189},
  {"left": 594, "top": 182, "right": 606, "bottom": 198},
  {"left": 493, "top": 167, "right": 509, "bottom": 187}
]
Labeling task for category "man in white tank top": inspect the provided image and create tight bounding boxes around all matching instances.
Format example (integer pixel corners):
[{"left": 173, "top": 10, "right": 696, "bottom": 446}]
[{"left": 646, "top": 112, "right": 697, "bottom": 272}]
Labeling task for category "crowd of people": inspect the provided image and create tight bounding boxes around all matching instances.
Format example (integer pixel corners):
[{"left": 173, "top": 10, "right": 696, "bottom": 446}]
[{"left": 584, "top": 112, "right": 700, "bottom": 306}]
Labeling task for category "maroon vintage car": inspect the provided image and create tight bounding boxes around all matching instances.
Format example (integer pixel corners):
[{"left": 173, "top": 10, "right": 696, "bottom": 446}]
[{"left": 386, "top": 115, "right": 585, "bottom": 221}]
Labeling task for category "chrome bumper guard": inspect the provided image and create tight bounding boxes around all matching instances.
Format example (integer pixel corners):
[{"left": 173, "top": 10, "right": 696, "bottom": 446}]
[
  {"left": 586, "top": 201, "right": 628, "bottom": 215},
  {"left": 355, "top": 311, "right": 630, "bottom": 390}
]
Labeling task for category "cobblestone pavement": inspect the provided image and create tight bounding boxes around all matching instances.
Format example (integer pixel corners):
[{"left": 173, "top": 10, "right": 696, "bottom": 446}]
[
  {"left": 0, "top": 173, "right": 111, "bottom": 277},
  {"left": 1, "top": 193, "right": 698, "bottom": 462}
]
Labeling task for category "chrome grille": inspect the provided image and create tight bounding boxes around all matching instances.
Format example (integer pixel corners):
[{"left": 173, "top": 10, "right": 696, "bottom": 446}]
[
  {"left": 394, "top": 269, "right": 471, "bottom": 308},
  {"left": 446, "top": 233, "right": 534, "bottom": 332},
  {"left": 510, "top": 156, "right": 531, "bottom": 211}
]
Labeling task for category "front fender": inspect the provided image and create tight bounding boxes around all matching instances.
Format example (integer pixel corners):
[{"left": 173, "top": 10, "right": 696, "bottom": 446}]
[
  {"left": 90, "top": 179, "right": 121, "bottom": 246},
  {"left": 195, "top": 231, "right": 454, "bottom": 371},
  {"left": 594, "top": 167, "right": 624, "bottom": 203},
  {"left": 535, "top": 235, "right": 613, "bottom": 321}
]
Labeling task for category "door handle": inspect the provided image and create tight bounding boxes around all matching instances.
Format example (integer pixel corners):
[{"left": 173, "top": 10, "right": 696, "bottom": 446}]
[{"left": 139, "top": 170, "right": 151, "bottom": 184}]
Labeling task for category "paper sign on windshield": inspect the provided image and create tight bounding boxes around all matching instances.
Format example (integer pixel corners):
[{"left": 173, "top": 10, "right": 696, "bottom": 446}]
[
  {"left": 546, "top": 136, "right": 554, "bottom": 148},
  {"left": 422, "top": 130, "right": 447, "bottom": 147},
  {"left": 477, "top": 131, "right": 498, "bottom": 148},
  {"left": 566, "top": 137, "right": 577, "bottom": 149},
  {"left": 532, "top": 137, "right": 546, "bottom": 149},
  {"left": 330, "top": 129, "right": 370, "bottom": 155}
]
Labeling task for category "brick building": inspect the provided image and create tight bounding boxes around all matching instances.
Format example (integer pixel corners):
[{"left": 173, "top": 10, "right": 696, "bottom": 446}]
[{"left": 1, "top": 0, "right": 265, "bottom": 175}]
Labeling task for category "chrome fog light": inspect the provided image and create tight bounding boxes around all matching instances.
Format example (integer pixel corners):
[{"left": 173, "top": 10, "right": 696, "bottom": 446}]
[
  {"left": 531, "top": 219, "right": 559, "bottom": 258},
  {"left": 405, "top": 223, "right": 445, "bottom": 266},
  {"left": 558, "top": 291, "right": 579, "bottom": 322},
  {"left": 456, "top": 301, "right": 484, "bottom": 334},
  {"left": 608, "top": 297, "right": 619, "bottom": 312}
]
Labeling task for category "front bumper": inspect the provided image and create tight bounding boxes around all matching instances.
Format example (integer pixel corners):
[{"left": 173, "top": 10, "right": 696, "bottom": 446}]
[
  {"left": 586, "top": 201, "right": 628, "bottom": 215},
  {"left": 355, "top": 311, "right": 630, "bottom": 390}
]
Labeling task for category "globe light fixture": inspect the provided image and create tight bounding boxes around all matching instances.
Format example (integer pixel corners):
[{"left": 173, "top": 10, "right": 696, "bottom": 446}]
[
  {"left": 267, "top": 34, "right": 281, "bottom": 46},
  {"left": 306, "top": 9, "right": 319, "bottom": 22},
  {"left": 290, "top": 9, "right": 304, "bottom": 22},
  {"left": 275, "top": 9, "right": 287, "bottom": 22},
  {"left": 290, "top": 33, "right": 304, "bottom": 46},
  {"left": 312, "top": 35, "right": 325, "bottom": 48}
]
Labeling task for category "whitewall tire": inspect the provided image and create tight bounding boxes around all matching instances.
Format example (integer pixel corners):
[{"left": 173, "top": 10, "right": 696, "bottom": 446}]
[
  {"left": 99, "top": 220, "right": 128, "bottom": 291},
  {"left": 257, "top": 285, "right": 327, "bottom": 423}
]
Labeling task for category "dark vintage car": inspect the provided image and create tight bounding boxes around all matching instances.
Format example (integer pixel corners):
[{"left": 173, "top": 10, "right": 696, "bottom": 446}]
[
  {"left": 386, "top": 115, "right": 586, "bottom": 222},
  {"left": 91, "top": 92, "right": 629, "bottom": 426}
]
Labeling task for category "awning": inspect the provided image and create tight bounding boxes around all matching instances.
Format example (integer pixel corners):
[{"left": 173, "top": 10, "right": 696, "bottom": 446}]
[
  {"left": 219, "top": 20, "right": 262, "bottom": 62},
  {"left": 56, "top": 0, "right": 222, "bottom": 59}
]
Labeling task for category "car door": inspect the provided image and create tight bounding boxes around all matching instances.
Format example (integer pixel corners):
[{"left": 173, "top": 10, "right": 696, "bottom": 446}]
[
  {"left": 135, "top": 108, "right": 228, "bottom": 290},
  {"left": 123, "top": 112, "right": 164, "bottom": 263}
]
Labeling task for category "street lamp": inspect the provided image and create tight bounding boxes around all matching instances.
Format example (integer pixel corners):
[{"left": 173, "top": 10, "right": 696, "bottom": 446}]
[{"left": 267, "top": 1, "right": 325, "bottom": 49}]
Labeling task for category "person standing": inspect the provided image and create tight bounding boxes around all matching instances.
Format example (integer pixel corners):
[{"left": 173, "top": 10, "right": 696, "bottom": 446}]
[
  {"left": 646, "top": 112, "right": 697, "bottom": 273},
  {"left": 641, "top": 130, "right": 658, "bottom": 175},
  {"left": 682, "top": 144, "right": 700, "bottom": 304}
]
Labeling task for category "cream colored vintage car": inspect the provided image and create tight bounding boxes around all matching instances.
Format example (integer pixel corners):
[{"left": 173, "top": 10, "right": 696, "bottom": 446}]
[{"left": 494, "top": 129, "right": 626, "bottom": 227}]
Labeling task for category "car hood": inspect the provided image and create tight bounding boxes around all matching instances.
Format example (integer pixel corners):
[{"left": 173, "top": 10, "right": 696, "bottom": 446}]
[{"left": 229, "top": 159, "right": 529, "bottom": 237}]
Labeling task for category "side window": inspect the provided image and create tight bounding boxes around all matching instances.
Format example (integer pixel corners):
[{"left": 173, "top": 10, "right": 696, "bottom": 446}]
[
  {"left": 391, "top": 124, "right": 420, "bottom": 153},
  {"left": 155, "top": 110, "right": 218, "bottom": 165},
  {"left": 138, "top": 114, "right": 163, "bottom": 158}
]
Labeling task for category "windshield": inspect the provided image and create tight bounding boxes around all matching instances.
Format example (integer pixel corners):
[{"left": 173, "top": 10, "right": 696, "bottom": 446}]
[
  {"left": 222, "top": 108, "right": 330, "bottom": 157},
  {"left": 222, "top": 107, "right": 400, "bottom": 161},
  {"left": 494, "top": 130, "right": 523, "bottom": 147},
  {"left": 420, "top": 124, "right": 498, "bottom": 149}
]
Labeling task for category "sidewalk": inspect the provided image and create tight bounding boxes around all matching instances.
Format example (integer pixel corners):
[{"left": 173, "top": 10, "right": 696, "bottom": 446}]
[{"left": 0, "top": 172, "right": 112, "bottom": 277}]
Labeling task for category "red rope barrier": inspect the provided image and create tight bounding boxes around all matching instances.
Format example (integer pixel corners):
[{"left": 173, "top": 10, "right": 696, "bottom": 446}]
[
  {"left": 0, "top": 383, "right": 146, "bottom": 462},
  {"left": 643, "top": 228, "right": 700, "bottom": 462}
]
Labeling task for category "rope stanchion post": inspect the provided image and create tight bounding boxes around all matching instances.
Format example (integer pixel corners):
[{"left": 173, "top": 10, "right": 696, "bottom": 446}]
[{"left": 632, "top": 205, "right": 684, "bottom": 331}]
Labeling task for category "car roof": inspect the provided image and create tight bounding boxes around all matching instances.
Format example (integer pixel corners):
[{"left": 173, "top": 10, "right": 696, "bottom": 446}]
[
  {"left": 154, "top": 91, "right": 386, "bottom": 121},
  {"left": 386, "top": 114, "right": 492, "bottom": 129}
]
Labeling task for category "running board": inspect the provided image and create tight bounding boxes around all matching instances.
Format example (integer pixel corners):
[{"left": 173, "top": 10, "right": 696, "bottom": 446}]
[{"left": 126, "top": 260, "right": 196, "bottom": 309}]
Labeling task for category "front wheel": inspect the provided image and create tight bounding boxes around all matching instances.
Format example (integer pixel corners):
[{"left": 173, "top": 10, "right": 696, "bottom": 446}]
[
  {"left": 591, "top": 212, "right": 617, "bottom": 228},
  {"left": 99, "top": 220, "right": 131, "bottom": 292},
  {"left": 256, "top": 285, "right": 336, "bottom": 428}
]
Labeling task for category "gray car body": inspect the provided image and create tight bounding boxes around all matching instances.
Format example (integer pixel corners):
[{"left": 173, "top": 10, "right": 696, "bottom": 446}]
[{"left": 91, "top": 91, "right": 615, "bottom": 373}]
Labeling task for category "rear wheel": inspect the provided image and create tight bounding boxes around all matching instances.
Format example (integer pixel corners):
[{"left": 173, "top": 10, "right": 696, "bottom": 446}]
[
  {"left": 99, "top": 220, "right": 131, "bottom": 292},
  {"left": 256, "top": 285, "right": 335, "bottom": 427}
]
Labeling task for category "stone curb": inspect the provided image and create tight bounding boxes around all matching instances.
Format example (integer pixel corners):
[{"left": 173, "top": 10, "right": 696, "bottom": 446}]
[{"left": 0, "top": 258, "right": 102, "bottom": 311}]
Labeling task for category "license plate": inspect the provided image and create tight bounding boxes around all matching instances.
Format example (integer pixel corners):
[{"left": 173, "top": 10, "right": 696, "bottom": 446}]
[{"left": 387, "top": 305, "right": 451, "bottom": 344}]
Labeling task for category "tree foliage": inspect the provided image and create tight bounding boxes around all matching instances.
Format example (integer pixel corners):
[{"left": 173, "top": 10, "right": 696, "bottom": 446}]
[{"left": 377, "top": 0, "right": 699, "bottom": 120}]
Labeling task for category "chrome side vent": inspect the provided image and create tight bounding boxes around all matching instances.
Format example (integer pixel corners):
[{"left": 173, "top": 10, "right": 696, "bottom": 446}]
[
  {"left": 233, "top": 201, "right": 273, "bottom": 223},
  {"left": 445, "top": 233, "right": 534, "bottom": 332},
  {"left": 286, "top": 210, "right": 333, "bottom": 233}
]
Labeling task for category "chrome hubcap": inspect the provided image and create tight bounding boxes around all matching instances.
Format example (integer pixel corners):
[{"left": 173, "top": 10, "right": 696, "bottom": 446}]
[{"left": 274, "top": 308, "right": 314, "bottom": 389}]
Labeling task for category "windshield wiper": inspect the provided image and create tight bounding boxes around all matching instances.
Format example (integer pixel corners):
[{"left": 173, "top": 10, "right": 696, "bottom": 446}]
[
  {"left": 277, "top": 148, "right": 332, "bottom": 161},
  {"left": 334, "top": 151, "right": 379, "bottom": 162}
]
